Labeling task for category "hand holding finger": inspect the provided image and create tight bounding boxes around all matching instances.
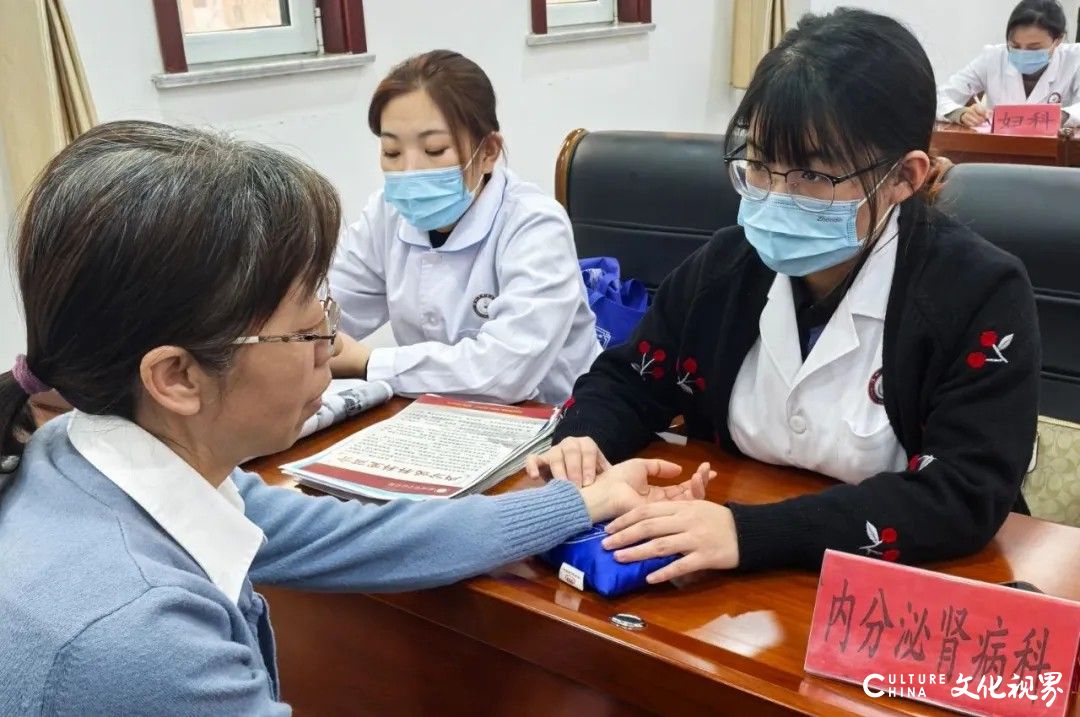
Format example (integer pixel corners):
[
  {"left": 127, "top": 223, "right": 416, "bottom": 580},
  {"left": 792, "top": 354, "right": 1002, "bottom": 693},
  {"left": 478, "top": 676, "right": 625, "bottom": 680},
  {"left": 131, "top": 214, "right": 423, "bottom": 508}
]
[{"left": 608, "top": 502, "right": 741, "bottom": 576}]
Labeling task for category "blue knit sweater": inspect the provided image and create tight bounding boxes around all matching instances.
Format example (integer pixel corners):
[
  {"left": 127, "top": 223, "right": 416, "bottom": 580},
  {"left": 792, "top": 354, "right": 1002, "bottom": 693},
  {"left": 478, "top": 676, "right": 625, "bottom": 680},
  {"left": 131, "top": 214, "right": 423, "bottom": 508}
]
[{"left": 0, "top": 417, "right": 590, "bottom": 715}]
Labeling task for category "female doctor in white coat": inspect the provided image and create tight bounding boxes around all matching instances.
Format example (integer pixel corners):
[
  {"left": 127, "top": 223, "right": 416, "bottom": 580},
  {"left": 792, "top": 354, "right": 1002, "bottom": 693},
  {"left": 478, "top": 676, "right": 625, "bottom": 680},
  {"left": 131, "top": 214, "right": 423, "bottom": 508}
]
[
  {"left": 330, "top": 50, "right": 601, "bottom": 404},
  {"left": 938, "top": 0, "right": 1080, "bottom": 128},
  {"left": 528, "top": 9, "right": 1040, "bottom": 579}
]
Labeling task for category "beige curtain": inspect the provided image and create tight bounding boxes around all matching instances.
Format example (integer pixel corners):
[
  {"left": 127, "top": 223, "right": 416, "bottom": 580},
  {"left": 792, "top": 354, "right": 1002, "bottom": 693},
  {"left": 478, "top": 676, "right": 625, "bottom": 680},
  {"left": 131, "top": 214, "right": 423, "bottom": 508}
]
[
  {"left": 731, "top": 0, "right": 788, "bottom": 90},
  {"left": 0, "top": 0, "right": 97, "bottom": 204}
]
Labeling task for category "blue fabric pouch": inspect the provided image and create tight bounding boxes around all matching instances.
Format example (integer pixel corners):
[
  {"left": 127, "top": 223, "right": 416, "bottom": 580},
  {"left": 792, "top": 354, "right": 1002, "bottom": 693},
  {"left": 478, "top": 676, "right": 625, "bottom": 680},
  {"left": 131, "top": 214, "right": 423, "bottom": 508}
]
[
  {"left": 580, "top": 257, "right": 649, "bottom": 349},
  {"left": 539, "top": 523, "right": 677, "bottom": 598}
]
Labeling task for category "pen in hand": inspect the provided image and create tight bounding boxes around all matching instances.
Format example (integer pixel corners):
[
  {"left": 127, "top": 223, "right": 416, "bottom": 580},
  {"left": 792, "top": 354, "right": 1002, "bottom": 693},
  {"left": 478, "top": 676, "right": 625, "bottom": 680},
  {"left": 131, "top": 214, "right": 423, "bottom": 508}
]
[{"left": 961, "top": 99, "right": 991, "bottom": 128}]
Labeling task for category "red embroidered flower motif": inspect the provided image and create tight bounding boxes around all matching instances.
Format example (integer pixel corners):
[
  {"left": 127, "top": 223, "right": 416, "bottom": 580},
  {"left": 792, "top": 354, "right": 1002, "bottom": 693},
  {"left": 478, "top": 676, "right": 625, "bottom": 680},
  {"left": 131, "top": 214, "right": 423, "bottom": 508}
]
[
  {"left": 907, "top": 454, "right": 936, "bottom": 473},
  {"left": 677, "top": 355, "right": 706, "bottom": 395},
  {"left": 631, "top": 342, "right": 669, "bottom": 381},
  {"left": 859, "top": 521, "right": 900, "bottom": 560},
  {"left": 967, "top": 331, "right": 1013, "bottom": 370}
]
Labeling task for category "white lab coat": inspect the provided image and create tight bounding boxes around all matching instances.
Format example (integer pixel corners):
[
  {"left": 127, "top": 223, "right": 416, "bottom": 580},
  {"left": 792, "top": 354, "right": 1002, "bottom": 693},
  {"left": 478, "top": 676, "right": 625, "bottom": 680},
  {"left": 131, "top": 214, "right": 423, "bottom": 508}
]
[
  {"left": 330, "top": 165, "right": 601, "bottom": 405},
  {"left": 937, "top": 43, "right": 1080, "bottom": 127},
  {"left": 727, "top": 214, "right": 907, "bottom": 484}
]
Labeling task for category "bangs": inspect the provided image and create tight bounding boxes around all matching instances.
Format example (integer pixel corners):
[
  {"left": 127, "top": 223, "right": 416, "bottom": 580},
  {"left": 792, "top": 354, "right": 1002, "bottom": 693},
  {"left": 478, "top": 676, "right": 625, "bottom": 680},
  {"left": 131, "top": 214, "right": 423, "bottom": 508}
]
[
  {"left": 726, "top": 60, "right": 883, "bottom": 173},
  {"left": 15, "top": 120, "right": 347, "bottom": 415}
]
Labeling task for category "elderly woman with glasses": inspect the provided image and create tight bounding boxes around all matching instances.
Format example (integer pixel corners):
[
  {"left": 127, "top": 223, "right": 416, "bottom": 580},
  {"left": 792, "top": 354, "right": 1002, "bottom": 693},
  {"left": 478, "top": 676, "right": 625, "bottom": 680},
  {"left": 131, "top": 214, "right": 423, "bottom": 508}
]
[
  {"left": 0, "top": 121, "right": 710, "bottom": 715},
  {"left": 526, "top": 8, "right": 1040, "bottom": 582}
]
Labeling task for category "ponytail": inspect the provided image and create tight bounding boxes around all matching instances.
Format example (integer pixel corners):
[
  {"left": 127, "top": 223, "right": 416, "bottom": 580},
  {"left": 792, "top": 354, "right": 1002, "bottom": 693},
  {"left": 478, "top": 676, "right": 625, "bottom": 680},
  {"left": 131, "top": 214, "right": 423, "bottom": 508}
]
[
  {"left": 921, "top": 155, "right": 955, "bottom": 206},
  {"left": 1, "top": 354, "right": 51, "bottom": 475},
  {"left": 0, "top": 372, "right": 34, "bottom": 477}
]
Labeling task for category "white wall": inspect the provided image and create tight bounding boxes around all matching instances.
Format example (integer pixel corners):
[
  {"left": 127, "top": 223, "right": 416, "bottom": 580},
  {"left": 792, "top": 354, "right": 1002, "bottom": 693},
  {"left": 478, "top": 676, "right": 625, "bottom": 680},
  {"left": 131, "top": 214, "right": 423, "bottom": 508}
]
[
  {"left": 10, "top": 0, "right": 1077, "bottom": 354},
  {"left": 64, "top": 0, "right": 737, "bottom": 222},
  {"left": 55, "top": 0, "right": 737, "bottom": 347},
  {"left": 792, "top": 0, "right": 1080, "bottom": 80},
  {"left": 56, "top": 0, "right": 1080, "bottom": 213}
]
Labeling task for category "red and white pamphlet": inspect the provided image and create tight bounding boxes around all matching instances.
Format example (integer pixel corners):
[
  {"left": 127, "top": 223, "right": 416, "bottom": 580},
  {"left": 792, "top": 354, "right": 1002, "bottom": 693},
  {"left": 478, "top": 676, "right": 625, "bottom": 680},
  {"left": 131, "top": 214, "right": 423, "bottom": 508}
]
[{"left": 283, "top": 395, "right": 558, "bottom": 501}]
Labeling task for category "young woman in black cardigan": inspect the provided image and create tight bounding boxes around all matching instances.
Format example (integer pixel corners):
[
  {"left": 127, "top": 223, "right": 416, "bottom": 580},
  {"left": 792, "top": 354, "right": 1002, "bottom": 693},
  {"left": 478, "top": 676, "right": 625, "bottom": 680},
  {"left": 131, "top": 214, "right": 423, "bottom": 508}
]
[{"left": 526, "top": 8, "right": 1039, "bottom": 581}]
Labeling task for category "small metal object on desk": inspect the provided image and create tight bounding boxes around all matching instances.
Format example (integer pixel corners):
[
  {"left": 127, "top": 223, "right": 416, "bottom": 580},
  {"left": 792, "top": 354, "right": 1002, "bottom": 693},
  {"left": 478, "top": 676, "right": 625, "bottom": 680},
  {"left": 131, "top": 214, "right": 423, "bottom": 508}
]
[{"left": 611, "top": 613, "right": 646, "bottom": 631}]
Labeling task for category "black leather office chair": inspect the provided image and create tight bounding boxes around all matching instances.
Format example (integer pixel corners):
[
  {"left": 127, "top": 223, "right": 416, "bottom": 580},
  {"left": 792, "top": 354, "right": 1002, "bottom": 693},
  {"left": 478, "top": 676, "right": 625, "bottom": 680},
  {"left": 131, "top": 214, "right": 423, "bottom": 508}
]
[
  {"left": 937, "top": 163, "right": 1080, "bottom": 527},
  {"left": 935, "top": 163, "right": 1080, "bottom": 424},
  {"left": 555, "top": 129, "right": 739, "bottom": 291}
]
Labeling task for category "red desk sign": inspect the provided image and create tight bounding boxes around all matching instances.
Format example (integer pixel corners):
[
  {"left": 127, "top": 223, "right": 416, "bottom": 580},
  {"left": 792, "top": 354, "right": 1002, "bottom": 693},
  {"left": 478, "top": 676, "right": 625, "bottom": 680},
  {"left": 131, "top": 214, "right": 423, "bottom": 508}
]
[
  {"left": 992, "top": 103, "right": 1062, "bottom": 137},
  {"left": 805, "top": 550, "right": 1080, "bottom": 717}
]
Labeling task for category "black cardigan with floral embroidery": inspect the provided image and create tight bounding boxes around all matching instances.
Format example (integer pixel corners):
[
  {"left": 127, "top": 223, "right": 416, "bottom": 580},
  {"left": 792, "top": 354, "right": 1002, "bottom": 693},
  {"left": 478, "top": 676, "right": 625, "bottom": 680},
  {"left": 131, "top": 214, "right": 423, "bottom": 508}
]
[{"left": 555, "top": 199, "right": 1040, "bottom": 572}]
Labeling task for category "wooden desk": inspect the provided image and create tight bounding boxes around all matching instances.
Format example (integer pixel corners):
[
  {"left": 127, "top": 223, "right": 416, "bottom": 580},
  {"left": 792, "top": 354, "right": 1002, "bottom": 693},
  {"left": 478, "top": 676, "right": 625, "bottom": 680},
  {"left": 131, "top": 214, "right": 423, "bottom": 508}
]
[
  {"left": 931, "top": 121, "right": 1080, "bottom": 167},
  {"left": 247, "top": 399, "right": 1080, "bottom": 717}
]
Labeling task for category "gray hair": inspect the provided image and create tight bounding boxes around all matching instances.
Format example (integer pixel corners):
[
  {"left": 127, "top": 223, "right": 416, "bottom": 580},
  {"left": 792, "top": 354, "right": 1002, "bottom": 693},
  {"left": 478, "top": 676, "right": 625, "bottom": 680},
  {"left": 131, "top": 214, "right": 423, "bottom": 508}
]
[{"left": 1, "top": 120, "right": 340, "bottom": 460}]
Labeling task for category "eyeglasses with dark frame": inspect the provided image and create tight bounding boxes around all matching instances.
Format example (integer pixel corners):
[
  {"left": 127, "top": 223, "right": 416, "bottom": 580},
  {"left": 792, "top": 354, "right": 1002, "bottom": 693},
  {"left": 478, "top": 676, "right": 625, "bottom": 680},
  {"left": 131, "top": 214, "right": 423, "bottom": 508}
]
[
  {"left": 232, "top": 281, "right": 340, "bottom": 347},
  {"left": 723, "top": 143, "right": 895, "bottom": 212}
]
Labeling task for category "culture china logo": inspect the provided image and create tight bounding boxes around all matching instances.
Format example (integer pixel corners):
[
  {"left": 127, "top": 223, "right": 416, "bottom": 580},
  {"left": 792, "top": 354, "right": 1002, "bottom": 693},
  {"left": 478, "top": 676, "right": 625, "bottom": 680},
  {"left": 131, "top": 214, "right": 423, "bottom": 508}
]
[
  {"left": 806, "top": 551, "right": 1080, "bottom": 717},
  {"left": 861, "top": 670, "right": 1065, "bottom": 708}
]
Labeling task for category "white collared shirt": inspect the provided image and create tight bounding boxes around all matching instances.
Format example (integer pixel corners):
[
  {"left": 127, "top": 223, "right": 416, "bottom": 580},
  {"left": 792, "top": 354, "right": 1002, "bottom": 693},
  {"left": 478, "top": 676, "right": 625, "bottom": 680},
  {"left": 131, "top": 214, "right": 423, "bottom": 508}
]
[
  {"left": 67, "top": 411, "right": 265, "bottom": 604},
  {"left": 937, "top": 43, "right": 1080, "bottom": 127},
  {"left": 330, "top": 164, "right": 601, "bottom": 405},
  {"left": 727, "top": 213, "right": 907, "bottom": 484}
]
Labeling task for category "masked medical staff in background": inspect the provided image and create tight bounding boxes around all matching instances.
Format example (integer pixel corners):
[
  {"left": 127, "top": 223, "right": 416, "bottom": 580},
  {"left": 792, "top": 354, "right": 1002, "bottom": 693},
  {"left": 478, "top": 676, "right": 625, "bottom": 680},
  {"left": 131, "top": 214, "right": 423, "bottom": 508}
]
[
  {"left": 330, "top": 50, "right": 601, "bottom": 404},
  {"left": 938, "top": 0, "right": 1080, "bottom": 128}
]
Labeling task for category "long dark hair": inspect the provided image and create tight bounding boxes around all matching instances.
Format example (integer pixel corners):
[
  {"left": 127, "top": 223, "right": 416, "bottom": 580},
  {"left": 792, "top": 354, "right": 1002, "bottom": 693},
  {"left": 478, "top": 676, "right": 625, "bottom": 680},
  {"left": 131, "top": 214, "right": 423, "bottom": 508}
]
[
  {"left": 1007, "top": 0, "right": 1067, "bottom": 42},
  {"left": 724, "top": 8, "right": 937, "bottom": 240},
  {"left": 0, "top": 120, "right": 340, "bottom": 467}
]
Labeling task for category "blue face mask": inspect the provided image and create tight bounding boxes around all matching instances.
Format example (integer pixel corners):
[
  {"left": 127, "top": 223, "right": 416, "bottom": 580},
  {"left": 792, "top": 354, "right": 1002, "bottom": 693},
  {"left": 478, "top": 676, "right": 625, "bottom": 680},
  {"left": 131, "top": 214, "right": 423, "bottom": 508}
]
[
  {"left": 1008, "top": 48, "right": 1052, "bottom": 75},
  {"left": 383, "top": 147, "right": 484, "bottom": 231},
  {"left": 737, "top": 169, "right": 895, "bottom": 277}
]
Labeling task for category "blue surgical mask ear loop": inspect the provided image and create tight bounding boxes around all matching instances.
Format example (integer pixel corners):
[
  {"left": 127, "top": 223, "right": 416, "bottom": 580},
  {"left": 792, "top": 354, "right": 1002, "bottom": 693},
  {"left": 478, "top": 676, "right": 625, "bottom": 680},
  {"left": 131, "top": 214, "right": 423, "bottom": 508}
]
[
  {"left": 858, "top": 159, "right": 904, "bottom": 244},
  {"left": 811, "top": 166, "right": 902, "bottom": 307},
  {"left": 462, "top": 134, "right": 496, "bottom": 196}
]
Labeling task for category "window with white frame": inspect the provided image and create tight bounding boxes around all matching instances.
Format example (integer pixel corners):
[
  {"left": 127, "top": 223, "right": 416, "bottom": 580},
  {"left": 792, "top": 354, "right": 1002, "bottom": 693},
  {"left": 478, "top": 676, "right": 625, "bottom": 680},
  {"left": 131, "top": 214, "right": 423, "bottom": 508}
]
[
  {"left": 546, "top": 0, "right": 616, "bottom": 28},
  {"left": 177, "top": 0, "right": 318, "bottom": 65}
]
